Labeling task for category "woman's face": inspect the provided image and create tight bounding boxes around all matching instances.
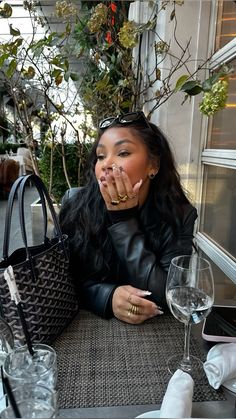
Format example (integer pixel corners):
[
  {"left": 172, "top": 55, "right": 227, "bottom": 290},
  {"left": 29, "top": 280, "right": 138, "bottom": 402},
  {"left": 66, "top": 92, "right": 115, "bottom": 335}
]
[{"left": 95, "top": 127, "right": 158, "bottom": 205}]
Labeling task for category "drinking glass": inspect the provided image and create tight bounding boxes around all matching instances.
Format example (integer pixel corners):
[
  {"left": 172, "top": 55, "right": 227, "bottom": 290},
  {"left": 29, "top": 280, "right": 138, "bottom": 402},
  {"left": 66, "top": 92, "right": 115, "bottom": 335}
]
[
  {"left": 166, "top": 255, "right": 214, "bottom": 375},
  {"left": 3, "top": 343, "right": 57, "bottom": 390},
  {"left": 0, "top": 318, "right": 14, "bottom": 364},
  {"left": 0, "top": 319, "right": 14, "bottom": 402},
  {"left": 0, "top": 384, "right": 55, "bottom": 418}
]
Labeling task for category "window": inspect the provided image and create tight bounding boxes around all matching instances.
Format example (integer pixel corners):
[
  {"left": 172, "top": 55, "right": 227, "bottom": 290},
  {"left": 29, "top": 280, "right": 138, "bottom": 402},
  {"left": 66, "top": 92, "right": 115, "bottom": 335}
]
[
  {"left": 196, "top": 0, "right": 236, "bottom": 301},
  {"left": 215, "top": 0, "right": 236, "bottom": 49},
  {"left": 207, "top": 58, "right": 236, "bottom": 149}
]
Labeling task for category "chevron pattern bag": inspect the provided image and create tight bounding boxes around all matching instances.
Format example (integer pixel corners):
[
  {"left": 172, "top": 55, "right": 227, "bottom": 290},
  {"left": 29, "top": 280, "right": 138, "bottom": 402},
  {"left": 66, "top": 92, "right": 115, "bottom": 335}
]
[{"left": 0, "top": 174, "right": 79, "bottom": 344}]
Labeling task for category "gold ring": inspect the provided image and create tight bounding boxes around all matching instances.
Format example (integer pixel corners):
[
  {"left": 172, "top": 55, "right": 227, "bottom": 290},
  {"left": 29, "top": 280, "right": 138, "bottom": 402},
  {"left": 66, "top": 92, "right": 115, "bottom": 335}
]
[
  {"left": 128, "top": 193, "right": 137, "bottom": 199},
  {"left": 111, "top": 199, "right": 120, "bottom": 205},
  {"left": 118, "top": 194, "right": 128, "bottom": 202},
  {"left": 128, "top": 304, "right": 140, "bottom": 316}
]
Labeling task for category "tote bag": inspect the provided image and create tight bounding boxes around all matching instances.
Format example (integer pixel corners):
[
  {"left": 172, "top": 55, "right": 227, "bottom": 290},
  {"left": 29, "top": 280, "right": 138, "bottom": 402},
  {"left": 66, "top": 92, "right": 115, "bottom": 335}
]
[{"left": 0, "top": 174, "right": 79, "bottom": 344}]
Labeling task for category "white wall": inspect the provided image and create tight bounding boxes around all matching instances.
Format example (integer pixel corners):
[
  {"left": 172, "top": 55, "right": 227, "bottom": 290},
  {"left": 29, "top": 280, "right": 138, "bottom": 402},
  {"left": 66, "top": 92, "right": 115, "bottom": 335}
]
[{"left": 146, "top": 1, "right": 214, "bottom": 201}]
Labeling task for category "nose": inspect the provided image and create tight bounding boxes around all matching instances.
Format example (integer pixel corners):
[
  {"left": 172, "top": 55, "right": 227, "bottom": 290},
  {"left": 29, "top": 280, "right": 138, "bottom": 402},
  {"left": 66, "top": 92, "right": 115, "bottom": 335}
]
[{"left": 101, "top": 156, "right": 114, "bottom": 172}]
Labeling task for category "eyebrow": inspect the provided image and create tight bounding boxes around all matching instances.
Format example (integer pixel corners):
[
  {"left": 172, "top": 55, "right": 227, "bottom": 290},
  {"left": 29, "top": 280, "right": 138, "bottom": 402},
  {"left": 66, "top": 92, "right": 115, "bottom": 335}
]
[{"left": 97, "top": 139, "right": 135, "bottom": 149}]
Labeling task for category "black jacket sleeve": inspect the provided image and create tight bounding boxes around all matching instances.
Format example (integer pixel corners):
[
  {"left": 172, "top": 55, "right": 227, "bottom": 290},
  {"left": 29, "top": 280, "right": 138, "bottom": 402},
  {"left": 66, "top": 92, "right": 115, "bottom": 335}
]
[{"left": 77, "top": 280, "right": 116, "bottom": 319}]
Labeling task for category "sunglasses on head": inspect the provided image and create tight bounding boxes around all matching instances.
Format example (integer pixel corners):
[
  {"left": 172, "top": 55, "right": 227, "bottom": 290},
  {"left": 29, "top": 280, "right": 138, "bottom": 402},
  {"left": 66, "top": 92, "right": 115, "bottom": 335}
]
[{"left": 99, "top": 111, "right": 152, "bottom": 130}]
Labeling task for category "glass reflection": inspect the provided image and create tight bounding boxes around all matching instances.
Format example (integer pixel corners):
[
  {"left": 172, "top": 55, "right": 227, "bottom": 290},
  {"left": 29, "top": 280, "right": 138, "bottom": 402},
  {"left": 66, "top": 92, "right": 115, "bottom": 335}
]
[{"left": 200, "top": 165, "right": 236, "bottom": 259}]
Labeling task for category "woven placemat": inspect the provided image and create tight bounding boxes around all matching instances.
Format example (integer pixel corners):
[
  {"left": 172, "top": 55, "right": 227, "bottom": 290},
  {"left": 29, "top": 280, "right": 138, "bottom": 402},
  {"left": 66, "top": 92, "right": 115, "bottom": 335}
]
[{"left": 52, "top": 310, "right": 225, "bottom": 408}]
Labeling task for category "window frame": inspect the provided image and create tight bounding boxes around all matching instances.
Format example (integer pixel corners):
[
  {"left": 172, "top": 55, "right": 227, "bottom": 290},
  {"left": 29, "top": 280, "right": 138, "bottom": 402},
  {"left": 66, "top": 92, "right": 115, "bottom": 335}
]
[{"left": 195, "top": 3, "right": 236, "bottom": 285}]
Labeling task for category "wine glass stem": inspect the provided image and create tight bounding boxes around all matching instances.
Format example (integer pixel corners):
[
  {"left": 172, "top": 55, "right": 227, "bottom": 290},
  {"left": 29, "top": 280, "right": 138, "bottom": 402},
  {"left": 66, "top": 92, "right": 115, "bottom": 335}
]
[{"left": 181, "top": 322, "right": 191, "bottom": 370}]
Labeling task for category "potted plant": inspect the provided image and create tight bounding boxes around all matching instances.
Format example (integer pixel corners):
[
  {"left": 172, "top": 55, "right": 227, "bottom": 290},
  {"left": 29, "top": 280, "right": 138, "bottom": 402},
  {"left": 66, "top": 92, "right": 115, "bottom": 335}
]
[{"left": 0, "top": 0, "right": 230, "bottom": 198}]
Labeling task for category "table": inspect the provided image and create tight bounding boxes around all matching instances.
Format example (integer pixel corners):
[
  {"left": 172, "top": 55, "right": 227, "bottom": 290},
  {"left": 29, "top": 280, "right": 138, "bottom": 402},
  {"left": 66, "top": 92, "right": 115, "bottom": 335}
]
[
  {"left": 52, "top": 311, "right": 236, "bottom": 418},
  {"left": 59, "top": 398, "right": 236, "bottom": 418}
]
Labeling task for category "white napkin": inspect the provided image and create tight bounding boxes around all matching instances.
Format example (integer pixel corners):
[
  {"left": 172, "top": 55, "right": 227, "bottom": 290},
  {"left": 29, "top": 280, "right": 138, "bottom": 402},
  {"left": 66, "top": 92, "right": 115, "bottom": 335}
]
[
  {"left": 203, "top": 342, "right": 236, "bottom": 389},
  {"left": 159, "top": 369, "right": 194, "bottom": 418}
]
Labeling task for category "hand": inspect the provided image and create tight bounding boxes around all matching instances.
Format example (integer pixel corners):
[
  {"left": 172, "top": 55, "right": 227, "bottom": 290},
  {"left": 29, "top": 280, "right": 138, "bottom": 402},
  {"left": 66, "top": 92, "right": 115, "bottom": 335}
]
[
  {"left": 112, "top": 285, "right": 163, "bottom": 324},
  {"left": 98, "top": 165, "right": 142, "bottom": 211}
]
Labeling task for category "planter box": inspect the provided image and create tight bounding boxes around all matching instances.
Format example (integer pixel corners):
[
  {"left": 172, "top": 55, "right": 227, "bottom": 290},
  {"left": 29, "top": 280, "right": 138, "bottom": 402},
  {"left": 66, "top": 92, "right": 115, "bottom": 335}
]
[{"left": 31, "top": 198, "right": 60, "bottom": 245}]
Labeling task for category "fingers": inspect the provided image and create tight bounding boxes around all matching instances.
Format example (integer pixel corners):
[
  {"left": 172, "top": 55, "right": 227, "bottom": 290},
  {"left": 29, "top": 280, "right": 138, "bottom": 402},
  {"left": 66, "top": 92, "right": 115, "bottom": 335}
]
[
  {"left": 111, "top": 165, "right": 126, "bottom": 199},
  {"left": 98, "top": 165, "right": 142, "bottom": 210},
  {"left": 120, "top": 170, "right": 142, "bottom": 200},
  {"left": 112, "top": 285, "right": 163, "bottom": 325}
]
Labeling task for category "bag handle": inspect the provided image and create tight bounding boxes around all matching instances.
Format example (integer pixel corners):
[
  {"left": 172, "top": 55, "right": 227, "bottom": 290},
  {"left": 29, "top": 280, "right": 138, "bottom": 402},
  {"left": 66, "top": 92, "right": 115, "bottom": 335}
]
[
  {"left": 17, "top": 175, "right": 64, "bottom": 258},
  {"left": 2, "top": 174, "right": 55, "bottom": 260},
  {"left": 3, "top": 176, "right": 25, "bottom": 259},
  {"left": 2, "top": 174, "right": 48, "bottom": 260}
]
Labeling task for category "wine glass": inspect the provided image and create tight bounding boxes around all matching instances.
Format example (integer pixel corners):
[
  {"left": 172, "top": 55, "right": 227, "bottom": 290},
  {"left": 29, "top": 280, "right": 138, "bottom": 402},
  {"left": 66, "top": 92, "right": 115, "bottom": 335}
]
[{"left": 166, "top": 254, "right": 214, "bottom": 376}]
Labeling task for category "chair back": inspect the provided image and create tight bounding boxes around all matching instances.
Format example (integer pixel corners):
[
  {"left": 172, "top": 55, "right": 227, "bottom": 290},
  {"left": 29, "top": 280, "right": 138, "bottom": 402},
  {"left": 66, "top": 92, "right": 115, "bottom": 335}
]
[{"left": 0, "top": 159, "right": 20, "bottom": 195}]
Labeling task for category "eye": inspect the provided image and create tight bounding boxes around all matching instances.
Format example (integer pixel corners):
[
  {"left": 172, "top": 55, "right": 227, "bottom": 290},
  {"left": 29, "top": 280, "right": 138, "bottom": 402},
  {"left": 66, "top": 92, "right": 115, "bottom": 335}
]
[
  {"left": 96, "top": 154, "right": 105, "bottom": 161},
  {"left": 118, "top": 150, "right": 130, "bottom": 157}
]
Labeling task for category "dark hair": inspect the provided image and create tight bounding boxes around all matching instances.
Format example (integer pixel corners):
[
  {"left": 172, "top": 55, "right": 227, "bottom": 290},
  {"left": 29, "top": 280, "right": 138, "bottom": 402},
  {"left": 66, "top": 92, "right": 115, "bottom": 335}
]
[{"left": 59, "top": 120, "right": 191, "bottom": 274}]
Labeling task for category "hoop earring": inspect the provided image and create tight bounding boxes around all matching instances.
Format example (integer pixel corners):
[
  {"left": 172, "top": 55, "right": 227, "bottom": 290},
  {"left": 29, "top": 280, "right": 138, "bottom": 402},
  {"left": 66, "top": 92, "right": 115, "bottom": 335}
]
[{"left": 149, "top": 173, "right": 155, "bottom": 179}]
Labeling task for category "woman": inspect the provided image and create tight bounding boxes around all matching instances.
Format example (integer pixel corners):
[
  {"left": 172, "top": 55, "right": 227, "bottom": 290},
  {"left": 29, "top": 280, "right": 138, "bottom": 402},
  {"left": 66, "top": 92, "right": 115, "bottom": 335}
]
[{"left": 59, "top": 111, "right": 197, "bottom": 324}]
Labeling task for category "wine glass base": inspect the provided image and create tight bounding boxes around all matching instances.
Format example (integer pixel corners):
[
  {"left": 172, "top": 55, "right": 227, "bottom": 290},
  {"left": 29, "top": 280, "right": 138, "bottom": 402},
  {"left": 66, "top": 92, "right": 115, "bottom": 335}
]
[{"left": 168, "top": 354, "right": 205, "bottom": 380}]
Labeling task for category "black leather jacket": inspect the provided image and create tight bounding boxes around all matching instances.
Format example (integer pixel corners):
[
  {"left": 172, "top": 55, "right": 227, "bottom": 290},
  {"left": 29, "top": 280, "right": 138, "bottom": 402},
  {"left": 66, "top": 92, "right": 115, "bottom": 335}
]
[{"left": 61, "top": 189, "right": 197, "bottom": 319}]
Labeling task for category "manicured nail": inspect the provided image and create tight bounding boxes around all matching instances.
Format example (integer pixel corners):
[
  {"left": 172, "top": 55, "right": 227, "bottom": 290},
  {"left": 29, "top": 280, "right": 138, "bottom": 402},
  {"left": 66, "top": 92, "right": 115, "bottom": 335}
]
[
  {"left": 155, "top": 308, "right": 164, "bottom": 315},
  {"left": 138, "top": 179, "right": 143, "bottom": 187},
  {"left": 136, "top": 290, "right": 152, "bottom": 296},
  {"left": 143, "top": 290, "right": 152, "bottom": 295}
]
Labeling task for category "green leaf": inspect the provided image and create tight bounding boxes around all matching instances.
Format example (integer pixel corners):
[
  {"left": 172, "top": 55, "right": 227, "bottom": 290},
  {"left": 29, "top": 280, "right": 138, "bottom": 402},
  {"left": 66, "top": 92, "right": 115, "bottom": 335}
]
[
  {"left": 202, "top": 78, "right": 212, "bottom": 92},
  {"left": 51, "top": 57, "right": 69, "bottom": 71},
  {"left": 111, "top": 54, "right": 116, "bottom": 64},
  {"left": 26, "top": 66, "right": 35, "bottom": 79},
  {"left": 70, "top": 72, "right": 79, "bottom": 81},
  {"left": 64, "top": 59, "right": 69, "bottom": 71},
  {"left": 32, "top": 47, "right": 43, "bottom": 57},
  {"left": 51, "top": 57, "right": 60, "bottom": 67},
  {"left": 22, "top": 66, "right": 35, "bottom": 79},
  {"left": 156, "top": 68, "right": 161, "bottom": 80},
  {"left": 66, "top": 22, "right": 71, "bottom": 34},
  {"left": 181, "top": 93, "right": 189, "bottom": 106},
  {"left": 47, "top": 32, "right": 62, "bottom": 46},
  {"left": 55, "top": 74, "right": 63, "bottom": 86},
  {"left": 52, "top": 69, "right": 62, "bottom": 78},
  {"left": 175, "top": 75, "right": 189, "bottom": 92},
  {"left": 185, "top": 85, "right": 203, "bottom": 96},
  {"left": 64, "top": 71, "right": 70, "bottom": 82},
  {"left": 11, "top": 45, "right": 18, "bottom": 55},
  {"left": 209, "top": 73, "right": 220, "bottom": 84},
  {"left": 0, "top": 53, "right": 9, "bottom": 68},
  {"left": 6, "top": 58, "right": 17, "bottom": 78},
  {"left": 49, "top": 35, "right": 62, "bottom": 47},
  {"left": 0, "top": 3, "right": 12, "bottom": 18},
  {"left": 170, "top": 9, "right": 175, "bottom": 21},
  {"left": 95, "top": 75, "right": 110, "bottom": 90},
  {"left": 15, "top": 38, "right": 23, "bottom": 47},
  {"left": 202, "top": 73, "right": 219, "bottom": 91},
  {"left": 120, "top": 100, "right": 132, "bottom": 109},
  {"left": 180, "top": 80, "right": 202, "bottom": 93},
  {"left": 9, "top": 24, "right": 21, "bottom": 37}
]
